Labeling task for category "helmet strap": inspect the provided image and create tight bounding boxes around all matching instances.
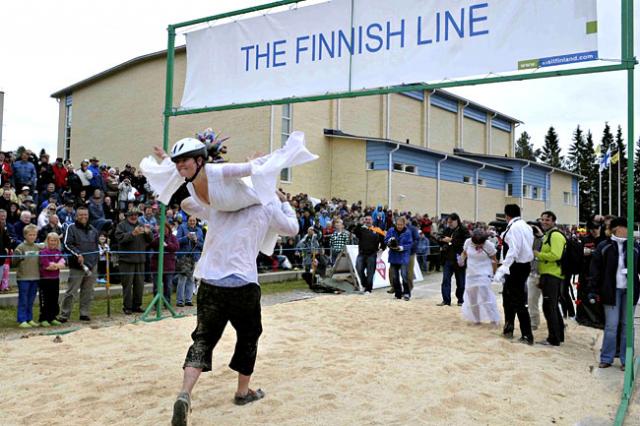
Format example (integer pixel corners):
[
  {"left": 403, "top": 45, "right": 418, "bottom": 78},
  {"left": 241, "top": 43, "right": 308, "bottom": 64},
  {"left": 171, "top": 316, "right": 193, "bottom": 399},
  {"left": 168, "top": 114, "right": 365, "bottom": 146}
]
[{"left": 184, "top": 158, "right": 204, "bottom": 184}]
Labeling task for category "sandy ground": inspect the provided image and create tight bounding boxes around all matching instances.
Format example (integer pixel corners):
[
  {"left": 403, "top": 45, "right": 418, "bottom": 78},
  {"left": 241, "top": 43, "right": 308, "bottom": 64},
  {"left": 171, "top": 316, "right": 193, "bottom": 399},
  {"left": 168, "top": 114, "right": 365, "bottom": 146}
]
[{"left": 0, "top": 279, "right": 638, "bottom": 426}]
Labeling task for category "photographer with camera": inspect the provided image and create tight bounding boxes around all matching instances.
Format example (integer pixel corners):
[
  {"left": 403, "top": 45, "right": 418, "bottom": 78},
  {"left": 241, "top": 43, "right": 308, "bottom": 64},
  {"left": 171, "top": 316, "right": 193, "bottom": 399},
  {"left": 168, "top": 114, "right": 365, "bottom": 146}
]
[
  {"left": 385, "top": 216, "right": 413, "bottom": 300},
  {"left": 115, "top": 208, "right": 152, "bottom": 314},
  {"left": 437, "top": 213, "right": 470, "bottom": 306}
]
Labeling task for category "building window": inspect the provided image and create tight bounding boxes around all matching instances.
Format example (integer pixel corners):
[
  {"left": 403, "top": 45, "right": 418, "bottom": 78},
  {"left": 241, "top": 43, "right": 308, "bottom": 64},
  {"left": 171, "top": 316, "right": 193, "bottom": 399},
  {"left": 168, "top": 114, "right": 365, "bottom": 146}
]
[
  {"left": 367, "top": 161, "right": 375, "bottom": 170},
  {"left": 506, "top": 183, "right": 513, "bottom": 197},
  {"left": 404, "top": 165, "right": 416, "bottom": 174},
  {"left": 463, "top": 176, "right": 473, "bottom": 184},
  {"left": 280, "top": 104, "right": 292, "bottom": 182},
  {"left": 572, "top": 193, "right": 578, "bottom": 206},
  {"left": 477, "top": 178, "right": 486, "bottom": 186},
  {"left": 532, "top": 186, "right": 539, "bottom": 200},
  {"left": 522, "top": 184, "right": 531, "bottom": 198},
  {"left": 393, "top": 162, "right": 403, "bottom": 171},
  {"left": 563, "top": 192, "right": 570, "bottom": 204},
  {"left": 64, "top": 95, "right": 72, "bottom": 161}
]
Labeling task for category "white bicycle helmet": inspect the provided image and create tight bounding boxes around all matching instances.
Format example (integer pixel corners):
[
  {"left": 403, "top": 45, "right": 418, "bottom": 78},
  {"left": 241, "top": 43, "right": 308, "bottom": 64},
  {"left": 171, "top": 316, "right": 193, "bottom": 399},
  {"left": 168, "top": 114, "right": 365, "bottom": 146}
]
[{"left": 170, "top": 138, "right": 207, "bottom": 162}]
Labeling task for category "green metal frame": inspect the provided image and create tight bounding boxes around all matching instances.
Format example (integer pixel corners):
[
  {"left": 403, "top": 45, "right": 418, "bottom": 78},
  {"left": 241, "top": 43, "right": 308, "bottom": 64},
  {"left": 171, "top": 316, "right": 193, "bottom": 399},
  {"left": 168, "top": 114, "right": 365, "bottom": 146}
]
[{"left": 153, "top": 0, "right": 637, "bottom": 421}]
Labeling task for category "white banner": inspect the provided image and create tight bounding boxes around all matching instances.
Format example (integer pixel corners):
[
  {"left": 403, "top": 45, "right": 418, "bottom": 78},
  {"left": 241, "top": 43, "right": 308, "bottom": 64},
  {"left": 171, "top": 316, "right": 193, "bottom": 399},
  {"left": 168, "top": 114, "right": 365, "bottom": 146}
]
[
  {"left": 181, "top": 0, "right": 598, "bottom": 109},
  {"left": 345, "top": 245, "right": 423, "bottom": 290}
]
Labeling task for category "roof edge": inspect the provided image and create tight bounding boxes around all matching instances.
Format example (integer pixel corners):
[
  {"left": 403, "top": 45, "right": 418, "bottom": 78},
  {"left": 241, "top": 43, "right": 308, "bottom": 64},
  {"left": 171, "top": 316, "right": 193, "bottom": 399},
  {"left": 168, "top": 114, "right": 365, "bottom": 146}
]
[{"left": 50, "top": 45, "right": 187, "bottom": 98}]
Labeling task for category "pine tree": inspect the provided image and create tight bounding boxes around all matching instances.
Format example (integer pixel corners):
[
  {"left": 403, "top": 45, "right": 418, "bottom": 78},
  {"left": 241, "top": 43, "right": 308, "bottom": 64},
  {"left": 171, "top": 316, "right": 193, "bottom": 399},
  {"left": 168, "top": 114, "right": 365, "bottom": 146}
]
[
  {"left": 600, "top": 123, "right": 615, "bottom": 215},
  {"left": 515, "top": 131, "right": 539, "bottom": 161},
  {"left": 611, "top": 125, "right": 627, "bottom": 217},
  {"left": 580, "top": 131, "right": 599, "bottom": 221},
  {"left": 539, "top": 126, "right": 562, "bottom": 168},
  {"left": 566, "top": 125, "right": 585, "bottom": 172}
]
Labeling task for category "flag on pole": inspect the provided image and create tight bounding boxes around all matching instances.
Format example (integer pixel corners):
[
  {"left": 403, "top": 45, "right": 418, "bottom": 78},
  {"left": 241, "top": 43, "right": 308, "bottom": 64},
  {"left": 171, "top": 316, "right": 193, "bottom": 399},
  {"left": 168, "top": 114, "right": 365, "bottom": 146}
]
[
  {"left": 611, "top": 151, "right": 620, "bottom": 164},
  {"left": 599, "top": 149, "right": 611, "bottom": 172}
]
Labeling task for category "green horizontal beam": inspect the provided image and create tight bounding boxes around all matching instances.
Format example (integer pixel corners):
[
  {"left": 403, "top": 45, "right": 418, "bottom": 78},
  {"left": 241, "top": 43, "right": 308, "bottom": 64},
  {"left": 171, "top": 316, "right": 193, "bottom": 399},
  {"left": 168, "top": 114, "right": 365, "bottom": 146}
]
[
  {"left": 170, "top": 63, "right": 629, "bottom": 117},
  {"left": 172, "top": 0, "right": 306, "bottom": 29}
]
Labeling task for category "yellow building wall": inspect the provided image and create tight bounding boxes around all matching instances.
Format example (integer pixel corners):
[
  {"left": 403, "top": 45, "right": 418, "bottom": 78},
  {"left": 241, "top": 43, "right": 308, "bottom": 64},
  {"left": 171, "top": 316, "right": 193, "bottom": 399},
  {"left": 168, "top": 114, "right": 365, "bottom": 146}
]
[
  {"left": 340, "top": 95, "right": 384, "bottom": 138},
  {"left": 429, "top": 107, "right": 457, "bottom": 153},
  {"left": 549, "top": 173, "right": 578, "bottom": 225},
  {"left": 440, "top": 180, "right": 475, "bottom": 220},
  {"left": 388, "top": 172, "right": 437, "bottom": 215},
  {"left": 389, "top": 94, "right": 423, "bottom": 146},
  {"left": 478, "top": 187, "right": 507, "bottom": 222},
  {"left": 463, "top": 118, "right": 486, "bottom": 154},
  {"left": 491, "top": 128, "right": 511, "bottom": 157},
  {"left": 365, "top": 171, "right": 389, "bottom": 208},
  {"left": 329, "top": 137, "right": 367, "bottom": 203}
]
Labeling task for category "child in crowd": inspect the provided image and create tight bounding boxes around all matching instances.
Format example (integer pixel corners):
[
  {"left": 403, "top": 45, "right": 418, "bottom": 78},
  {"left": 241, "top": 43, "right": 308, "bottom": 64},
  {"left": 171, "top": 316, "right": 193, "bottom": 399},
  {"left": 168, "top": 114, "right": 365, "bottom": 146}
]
[
  {"left": 0, "top": 256, "right": 10, "bottom": 292},
  {"left": 13, "top": 224, "right": 42, "bottom": 328},
  {"left": 97, "top": 234, "right": 110, "bottom": 284},
  {"left": 38, "top": 232, "right": 66, "bottom": 327}
]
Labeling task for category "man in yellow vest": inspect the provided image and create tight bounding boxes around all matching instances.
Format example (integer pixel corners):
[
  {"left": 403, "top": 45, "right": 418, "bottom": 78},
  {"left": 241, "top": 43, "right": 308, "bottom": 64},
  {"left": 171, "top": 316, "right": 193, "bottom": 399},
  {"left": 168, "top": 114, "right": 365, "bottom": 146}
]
[{"left": 534, "top": 211, "right": 566, "bottom": 346}]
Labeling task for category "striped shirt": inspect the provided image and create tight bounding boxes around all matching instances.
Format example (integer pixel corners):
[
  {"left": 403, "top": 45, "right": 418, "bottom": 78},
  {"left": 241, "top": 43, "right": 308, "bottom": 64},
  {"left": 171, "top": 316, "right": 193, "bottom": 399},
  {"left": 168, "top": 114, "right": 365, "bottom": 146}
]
[{"left": 330, "top": 231, "right": 350, "bottom": 253}]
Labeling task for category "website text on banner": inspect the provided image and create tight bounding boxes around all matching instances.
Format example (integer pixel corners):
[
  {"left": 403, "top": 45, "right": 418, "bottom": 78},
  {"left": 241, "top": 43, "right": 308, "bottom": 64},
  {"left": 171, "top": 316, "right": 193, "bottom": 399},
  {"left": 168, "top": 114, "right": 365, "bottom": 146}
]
[{"left": 181, "top": 0, "right": 598, "bottom": 109}]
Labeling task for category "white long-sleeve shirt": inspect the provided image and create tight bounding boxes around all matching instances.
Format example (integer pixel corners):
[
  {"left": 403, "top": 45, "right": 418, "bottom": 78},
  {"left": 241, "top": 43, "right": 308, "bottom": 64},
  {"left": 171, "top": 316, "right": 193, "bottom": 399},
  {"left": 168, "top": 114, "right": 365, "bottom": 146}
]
[
  {"left": 501, "top": 217, "right": 534, "bottom": 269},
  {"left": 194, "top": 201, "right": 299, "bottom": 284}
]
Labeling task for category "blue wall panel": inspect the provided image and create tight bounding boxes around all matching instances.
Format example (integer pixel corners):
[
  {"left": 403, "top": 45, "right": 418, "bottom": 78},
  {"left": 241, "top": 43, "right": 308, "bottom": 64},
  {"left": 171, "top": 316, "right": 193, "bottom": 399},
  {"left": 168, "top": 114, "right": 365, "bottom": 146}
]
[
  {"left": 464, "top": 105, "right": 487, "bottom": 123},
  {"left": 492, "top": 116, "right": 512, "bottom": 132},
  {"left": 430, "top": 94, "right": 458, "bottom": 113}
]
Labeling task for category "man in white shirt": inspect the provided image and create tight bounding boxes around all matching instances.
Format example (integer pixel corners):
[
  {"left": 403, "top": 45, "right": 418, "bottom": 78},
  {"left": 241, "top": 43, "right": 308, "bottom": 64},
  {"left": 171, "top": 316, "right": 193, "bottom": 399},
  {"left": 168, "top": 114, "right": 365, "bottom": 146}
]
[
  {"left": 494, "top": 204, "right": 535, "bottom": 344},
  {"left": 172, "top": 190, "right": 299, "bottom": 426}
]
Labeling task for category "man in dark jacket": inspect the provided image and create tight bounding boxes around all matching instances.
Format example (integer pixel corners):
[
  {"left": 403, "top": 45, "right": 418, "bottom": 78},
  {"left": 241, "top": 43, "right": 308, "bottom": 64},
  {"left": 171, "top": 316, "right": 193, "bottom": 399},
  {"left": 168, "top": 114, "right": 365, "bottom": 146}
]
[
  {"left": 350, "top": 214, "right": 386, "bottom": 294},
  {"left": 437, "top": 213, "right": 470, "bottom": 306},
  {"left": 59, "top": 206, "right": 99, "bottom": 322},
  {"left": 590, "top": 217, "right": 639, "bottom": 370},
  {"left": 115, "top": 209, "right": 152, "bottom": 314}
]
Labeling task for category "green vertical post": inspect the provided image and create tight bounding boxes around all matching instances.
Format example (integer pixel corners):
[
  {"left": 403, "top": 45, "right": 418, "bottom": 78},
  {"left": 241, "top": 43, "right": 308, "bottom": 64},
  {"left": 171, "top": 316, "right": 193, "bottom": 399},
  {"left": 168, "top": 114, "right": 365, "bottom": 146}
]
[
  {"left": 141, "top": 25, "right": 180, "bottom": 321},
  {"left": 623, "top": 0, "right": 636, "bottom": 394},
  {"left": 615, "top": 0, "right": 636, "bottom": 423}
]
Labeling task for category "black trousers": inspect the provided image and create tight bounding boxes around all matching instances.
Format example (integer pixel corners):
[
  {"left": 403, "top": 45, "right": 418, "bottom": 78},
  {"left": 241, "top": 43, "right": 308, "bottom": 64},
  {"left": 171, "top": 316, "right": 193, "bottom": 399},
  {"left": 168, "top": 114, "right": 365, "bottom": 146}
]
[
  {"left": 502, "top": 262, "right": 533, "bottom": 339},
  {"left": 38, "top": 278, "right": 60, "bottom": 322},
  {"left": 559, "top": 276, "right": 576, "bottom": 318},
  {"left": 184, "top": 283, "right": 262, "bottom": 376},
  {"left": 540, "top": 275, "right": 565, "bottom": 345}
]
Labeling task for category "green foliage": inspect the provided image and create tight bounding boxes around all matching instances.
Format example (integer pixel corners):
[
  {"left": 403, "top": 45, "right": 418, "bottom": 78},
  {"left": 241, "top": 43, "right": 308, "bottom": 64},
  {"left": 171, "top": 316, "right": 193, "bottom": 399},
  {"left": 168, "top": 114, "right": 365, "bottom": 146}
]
[
  {"left": 539, "top": 126, "right": 563, "bottom": 168},
  {"left": 515, "top": 131, "right": 539, "bottom": 161}
]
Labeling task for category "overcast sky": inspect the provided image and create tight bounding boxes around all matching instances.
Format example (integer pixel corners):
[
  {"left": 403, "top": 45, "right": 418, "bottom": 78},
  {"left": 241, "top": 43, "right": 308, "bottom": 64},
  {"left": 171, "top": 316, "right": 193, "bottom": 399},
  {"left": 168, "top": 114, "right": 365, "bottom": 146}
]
[{"left": 0, "top": 0, "right": 638, "bottom": 157}]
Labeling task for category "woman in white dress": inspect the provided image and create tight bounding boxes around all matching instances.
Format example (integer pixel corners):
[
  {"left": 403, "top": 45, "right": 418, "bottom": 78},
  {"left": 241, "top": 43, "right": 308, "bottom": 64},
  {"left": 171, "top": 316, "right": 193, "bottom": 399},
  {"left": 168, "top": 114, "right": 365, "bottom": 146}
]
[
  {"left": 139, "top": 130, "right": 317, "bottom": 258},
  {"left": 459, "top": 229, "right": 501, "bottom": 325}
]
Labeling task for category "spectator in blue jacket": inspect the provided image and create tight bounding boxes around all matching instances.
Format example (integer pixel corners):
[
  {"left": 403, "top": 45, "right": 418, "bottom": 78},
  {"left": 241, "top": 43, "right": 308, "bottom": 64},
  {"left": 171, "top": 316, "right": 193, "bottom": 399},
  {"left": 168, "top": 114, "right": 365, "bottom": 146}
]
[
  {"left": 88, "top": 157, "right": 104, "bottom": 191},
  {"left": 12, "top": 151, "right": 37, "bottom": 190},
  {"left": 385, "top": 216, "right": 413, "bottom": 300},
  {"left": 175, "top": 216, "right": 204, "bottom": 307},
  {"left": 373, "top": 205, "right": 386, "bottom": 230}
]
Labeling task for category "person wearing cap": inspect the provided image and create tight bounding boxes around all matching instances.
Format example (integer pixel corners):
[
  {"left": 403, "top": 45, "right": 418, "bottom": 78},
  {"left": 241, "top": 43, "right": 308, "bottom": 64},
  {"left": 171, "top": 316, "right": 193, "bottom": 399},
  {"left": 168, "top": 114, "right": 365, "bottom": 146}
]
[
  {"left": 59, "top": 206, "right": 100, "bottom": 323},
  {"left": 88, "top": 157, "right": 104, "bottom": 193},
  {"left": 589, "top": 217, "right": 640, "bottom": 371},
  {"left": 17, "top": 186, "right": 31, "bottom": 205},
  {"left": 52, "top": 157, "right": 68, "bottom": 191},
  {"left": 57, "top": 201, "right": 76, "bottom": 229},
  {"left": 75, "top": 161, "right": 93, "bottom": 193},
  {"left": 115, "top": 208, "right": 152, "bottom": 314},
  {"left": 12, "top": 151, "right": 37, "bottom": 191}
]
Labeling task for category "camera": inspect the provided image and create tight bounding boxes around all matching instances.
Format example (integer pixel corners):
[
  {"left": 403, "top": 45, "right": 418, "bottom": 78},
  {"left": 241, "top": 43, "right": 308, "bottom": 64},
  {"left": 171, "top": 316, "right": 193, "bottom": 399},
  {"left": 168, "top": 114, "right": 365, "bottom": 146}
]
[{"left": 387, "top": 237, "right": 399, "bottom": 249}]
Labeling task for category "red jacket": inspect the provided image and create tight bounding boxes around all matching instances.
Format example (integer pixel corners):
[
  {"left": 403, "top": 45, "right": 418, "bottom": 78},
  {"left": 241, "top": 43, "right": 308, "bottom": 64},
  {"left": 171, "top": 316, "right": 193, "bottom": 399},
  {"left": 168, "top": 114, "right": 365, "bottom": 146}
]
[
  {"left": 52, "top": 164, "right": 68, "bottom": 189},
  {"left": 150, "top": 233, "right": 179, "bottom": 273}
]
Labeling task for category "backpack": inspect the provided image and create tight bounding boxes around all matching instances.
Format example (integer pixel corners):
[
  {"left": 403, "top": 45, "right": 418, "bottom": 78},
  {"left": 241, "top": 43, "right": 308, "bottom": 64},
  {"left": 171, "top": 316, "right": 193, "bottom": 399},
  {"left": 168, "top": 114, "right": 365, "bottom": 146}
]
[{"left": 545, "top": 229, "right": 583, "bottom": 277}]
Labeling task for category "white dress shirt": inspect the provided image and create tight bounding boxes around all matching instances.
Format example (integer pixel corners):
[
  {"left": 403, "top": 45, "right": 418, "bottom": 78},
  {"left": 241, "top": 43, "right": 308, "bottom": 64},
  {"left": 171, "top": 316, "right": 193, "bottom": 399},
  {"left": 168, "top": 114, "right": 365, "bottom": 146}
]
[
  {"left": 194, "top": 201, "right": 299, "bottom": 284},
  {"left": 501, "top": 217, "right": 534, "bottom": 269}
]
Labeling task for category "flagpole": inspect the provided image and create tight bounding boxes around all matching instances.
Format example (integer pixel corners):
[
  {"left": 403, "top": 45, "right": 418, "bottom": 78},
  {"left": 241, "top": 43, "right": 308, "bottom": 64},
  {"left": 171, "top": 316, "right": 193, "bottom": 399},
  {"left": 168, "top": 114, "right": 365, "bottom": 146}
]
[
  {"left": 608, "top": 158, "right": 612, "bottom": 215},
  {"left": 617, "top": 153, "right": 621, "bottom": 215},
  {"left": 597, "top": 145, "right": 603, "bottom": 216}
]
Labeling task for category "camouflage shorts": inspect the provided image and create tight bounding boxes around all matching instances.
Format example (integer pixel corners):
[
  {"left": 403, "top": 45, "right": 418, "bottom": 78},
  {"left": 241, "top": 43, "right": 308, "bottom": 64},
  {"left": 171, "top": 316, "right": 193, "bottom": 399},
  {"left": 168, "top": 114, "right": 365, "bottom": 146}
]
[{"left": 183, "top": 283, "right": 262, "bottom": 376}]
